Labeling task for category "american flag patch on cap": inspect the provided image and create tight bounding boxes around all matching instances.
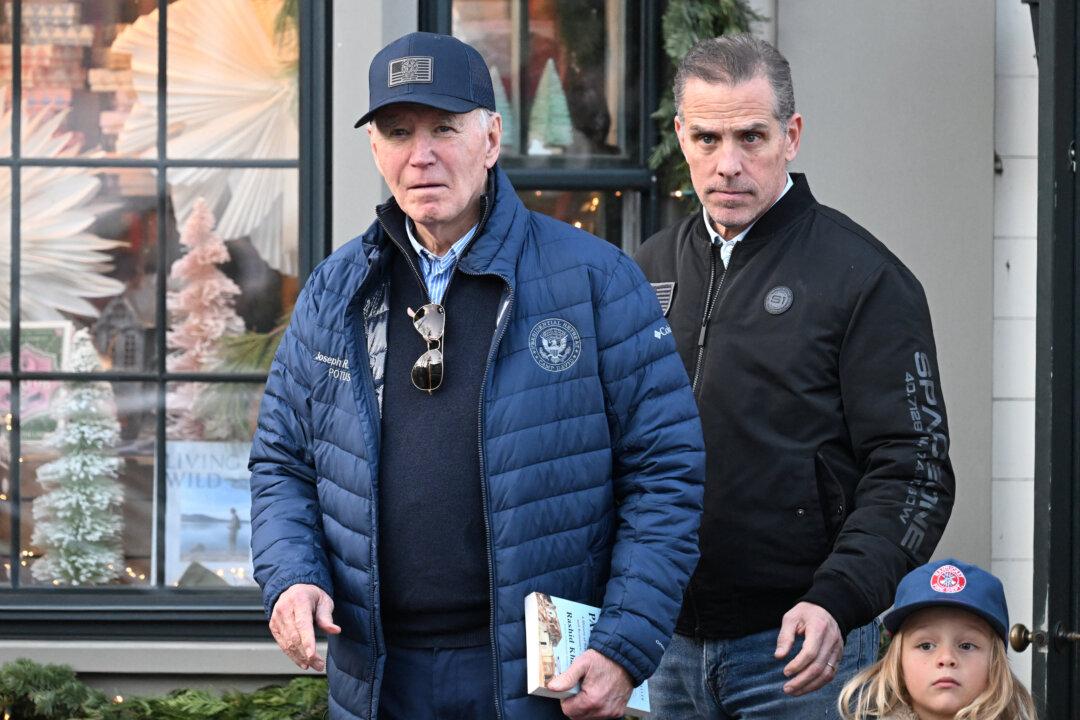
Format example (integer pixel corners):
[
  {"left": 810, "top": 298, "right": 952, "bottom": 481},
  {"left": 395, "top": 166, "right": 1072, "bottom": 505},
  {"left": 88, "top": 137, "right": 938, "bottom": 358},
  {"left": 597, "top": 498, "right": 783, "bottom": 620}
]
[
  {"left": 651, "top": 282, "right": 676, "bottom": 316},
  {"left": 388, "top": 56, "right": 433, "bottom": 86}
]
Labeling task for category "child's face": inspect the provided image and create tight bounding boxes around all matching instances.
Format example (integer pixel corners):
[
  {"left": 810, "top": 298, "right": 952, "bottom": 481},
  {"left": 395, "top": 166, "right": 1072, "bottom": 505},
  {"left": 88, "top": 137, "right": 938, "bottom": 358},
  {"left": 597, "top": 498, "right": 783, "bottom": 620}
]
[{"left": 900, "top": 606, "right": 995, "bottom": 720}]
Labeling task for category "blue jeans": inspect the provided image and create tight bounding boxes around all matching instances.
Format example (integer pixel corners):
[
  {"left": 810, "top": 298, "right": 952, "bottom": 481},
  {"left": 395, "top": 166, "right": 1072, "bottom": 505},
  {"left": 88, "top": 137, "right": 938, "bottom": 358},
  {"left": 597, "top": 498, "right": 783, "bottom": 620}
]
[
  {"left": 377, "top": 644, "right": 498, "bottom": 720},
  {"left": 649, "top": 620, "right": 880, "bottom": 719}
]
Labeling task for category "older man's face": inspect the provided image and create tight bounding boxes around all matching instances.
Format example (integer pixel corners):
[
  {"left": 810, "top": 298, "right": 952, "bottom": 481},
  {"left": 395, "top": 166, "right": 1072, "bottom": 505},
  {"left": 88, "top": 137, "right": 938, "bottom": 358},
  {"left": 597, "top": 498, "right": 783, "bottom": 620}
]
[
  {"left": 676, "top": 75, "right": 801, "bottom": 240},
  {"left": 370, "top": 104, "right": 501, "bottom": 240}
]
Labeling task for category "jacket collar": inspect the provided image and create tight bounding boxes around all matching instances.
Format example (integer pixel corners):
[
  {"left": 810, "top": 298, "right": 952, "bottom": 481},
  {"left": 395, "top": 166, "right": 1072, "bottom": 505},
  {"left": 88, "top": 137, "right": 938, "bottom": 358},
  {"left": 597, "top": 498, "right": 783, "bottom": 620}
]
[
  {"left": 741, "top": 172, "right": 816, "bottom": 243},
  {"left": 370, "top": 165, "right": 526, "bottom": 286},
  {"left": 689, "top": 173, "right": 816, "bottom": 254}
]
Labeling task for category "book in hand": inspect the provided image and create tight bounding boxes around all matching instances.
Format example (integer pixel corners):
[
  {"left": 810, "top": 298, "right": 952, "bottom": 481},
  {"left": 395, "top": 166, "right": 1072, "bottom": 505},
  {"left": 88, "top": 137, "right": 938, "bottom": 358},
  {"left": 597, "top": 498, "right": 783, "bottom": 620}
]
[{"left": 524, "top": 591, "right": 651, "bottom": 718}]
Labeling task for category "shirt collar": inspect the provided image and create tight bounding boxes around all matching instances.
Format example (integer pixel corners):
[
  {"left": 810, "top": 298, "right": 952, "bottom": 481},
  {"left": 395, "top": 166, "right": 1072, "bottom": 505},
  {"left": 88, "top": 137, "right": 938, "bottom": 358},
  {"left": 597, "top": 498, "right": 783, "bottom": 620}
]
[
  {"left": 703, "top": 173, "right": 794, "bottom": 246},
  {"left": 405, "top": 219, "right": 479, "bottom": 268}
]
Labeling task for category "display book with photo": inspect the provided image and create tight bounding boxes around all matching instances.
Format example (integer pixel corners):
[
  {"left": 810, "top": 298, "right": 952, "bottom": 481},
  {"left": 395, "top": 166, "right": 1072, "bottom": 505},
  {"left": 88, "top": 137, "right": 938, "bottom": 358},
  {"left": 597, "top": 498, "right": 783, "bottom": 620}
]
[{"left": 524, "top": 591, "right": 650, "bottom": 718}]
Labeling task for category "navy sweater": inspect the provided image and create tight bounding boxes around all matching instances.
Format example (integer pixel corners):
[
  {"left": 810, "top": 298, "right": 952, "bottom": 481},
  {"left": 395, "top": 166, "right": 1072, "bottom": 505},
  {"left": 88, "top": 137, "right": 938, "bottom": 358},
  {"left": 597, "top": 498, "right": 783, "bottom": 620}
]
[{"left": 377, "top": 243, "right": 503, "bottom": 647}]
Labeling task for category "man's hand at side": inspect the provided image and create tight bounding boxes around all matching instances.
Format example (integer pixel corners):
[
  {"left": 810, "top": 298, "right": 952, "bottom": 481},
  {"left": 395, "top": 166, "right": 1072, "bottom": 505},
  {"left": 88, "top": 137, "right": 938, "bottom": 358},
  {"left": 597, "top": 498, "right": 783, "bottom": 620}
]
[
  {"left": 774, "top": 601, "right": 844, "bottom": 696},
  {"left": 547, "top": 648, "right": 634, "bottom": 720},
  {"left": 269, "top": 583, "right": 342, "bottom": 672}
]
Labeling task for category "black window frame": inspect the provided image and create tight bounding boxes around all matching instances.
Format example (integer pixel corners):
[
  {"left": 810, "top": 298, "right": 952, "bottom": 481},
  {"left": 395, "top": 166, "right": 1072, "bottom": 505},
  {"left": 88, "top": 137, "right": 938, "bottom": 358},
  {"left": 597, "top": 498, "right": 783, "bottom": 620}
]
[
  {"left": 0, "top": 0, "right": 332, "bottom": 640},
  {"left": 419, "top": 0, "right": 665, "bottom": 243}
]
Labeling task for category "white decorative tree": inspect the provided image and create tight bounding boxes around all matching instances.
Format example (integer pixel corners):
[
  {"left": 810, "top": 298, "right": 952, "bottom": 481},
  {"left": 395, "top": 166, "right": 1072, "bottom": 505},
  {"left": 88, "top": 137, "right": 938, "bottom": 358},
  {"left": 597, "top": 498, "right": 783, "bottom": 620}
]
[
  {"left": 528, "top": 57, "right": 572, "bottom": 154},
  {"left": 31, "top": 329, "right": 124, "bottom": 586},
  {"left": 490, "top": 65, "right": 517, "bottom": 152},
  {"left": 166, "top": 197, "right": 245, "bottom": 440}
]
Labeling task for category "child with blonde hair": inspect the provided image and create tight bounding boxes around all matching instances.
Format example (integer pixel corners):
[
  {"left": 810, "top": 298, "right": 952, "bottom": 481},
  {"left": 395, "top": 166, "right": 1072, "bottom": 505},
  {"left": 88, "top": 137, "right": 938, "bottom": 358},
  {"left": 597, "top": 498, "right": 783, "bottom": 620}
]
[{"left": 838, "top": 559, "right": 1036, "bottom": 720}]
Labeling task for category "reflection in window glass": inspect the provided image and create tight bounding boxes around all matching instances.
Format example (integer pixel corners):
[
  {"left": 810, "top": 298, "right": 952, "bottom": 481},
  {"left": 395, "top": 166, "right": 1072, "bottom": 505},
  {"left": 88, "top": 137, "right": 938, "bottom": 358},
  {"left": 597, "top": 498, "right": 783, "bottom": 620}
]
[
  {"left": 0, "top": 382, "right": 10, "bottom": 587},
  {"left": 454, "top": 0, "right": 639, "bottom": 163},
  {"left": 166, "top": 169, "right": 297, "bottom": 374},
  {"left": 17, "top": 165, "right": 158, "bottom": 370},
  {"left": 16, "top": 0, "right": 158, "bottom": 157},
  {"left": 20, "top": 373, "right": 155, "bottom": 588},
  {"left": 518, "top": 189, "right": 623, "bottom": 247},
  {"left": 160, "top": 0, "right": 298, "bottom": 161},
  {"left": 166, "top": 382, "right": 262, "bottom": 589}
]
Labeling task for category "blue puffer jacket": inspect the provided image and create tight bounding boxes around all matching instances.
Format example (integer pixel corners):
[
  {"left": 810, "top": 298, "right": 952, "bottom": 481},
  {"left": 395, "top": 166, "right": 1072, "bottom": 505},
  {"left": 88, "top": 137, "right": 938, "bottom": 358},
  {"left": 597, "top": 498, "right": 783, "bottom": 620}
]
[{"left": 250, "top": 167, "right": 705, "bottom": 719}]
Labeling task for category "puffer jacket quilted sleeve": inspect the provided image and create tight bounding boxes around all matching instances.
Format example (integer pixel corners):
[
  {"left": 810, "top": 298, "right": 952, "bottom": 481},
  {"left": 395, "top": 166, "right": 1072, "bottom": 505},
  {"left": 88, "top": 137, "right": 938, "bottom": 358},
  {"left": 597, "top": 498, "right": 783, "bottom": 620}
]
[
  {"left": 585, "top": 253, "right": 705, "bottom": 685},
  {"left": 249, "top": 281, "right": 334, "bottom": 616}
]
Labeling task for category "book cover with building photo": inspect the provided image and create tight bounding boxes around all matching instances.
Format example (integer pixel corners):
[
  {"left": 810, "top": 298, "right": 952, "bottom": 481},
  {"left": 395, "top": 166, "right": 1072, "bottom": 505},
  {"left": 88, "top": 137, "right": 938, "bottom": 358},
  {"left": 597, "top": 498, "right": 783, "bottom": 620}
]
[{"left": 524, "top": 591, "right": 651, "bottom": 717}]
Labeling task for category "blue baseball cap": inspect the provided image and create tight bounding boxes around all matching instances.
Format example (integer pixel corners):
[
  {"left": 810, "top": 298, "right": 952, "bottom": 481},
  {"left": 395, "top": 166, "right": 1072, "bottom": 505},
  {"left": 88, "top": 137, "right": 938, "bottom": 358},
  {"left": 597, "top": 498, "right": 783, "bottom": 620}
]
[
  {"left": 882, "top": 558, "right": 1009, "bottom": 644},
  {"left": 355, "top": 32, "right": 496, "bottom": 128}
]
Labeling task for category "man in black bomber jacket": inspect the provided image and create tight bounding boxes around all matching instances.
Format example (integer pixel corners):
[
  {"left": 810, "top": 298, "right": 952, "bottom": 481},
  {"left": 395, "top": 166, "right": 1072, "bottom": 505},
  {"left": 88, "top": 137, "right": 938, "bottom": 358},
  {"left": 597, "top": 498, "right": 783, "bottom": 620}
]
[{"left": 634, "top": 35, "right": 955, "bottom": 719}]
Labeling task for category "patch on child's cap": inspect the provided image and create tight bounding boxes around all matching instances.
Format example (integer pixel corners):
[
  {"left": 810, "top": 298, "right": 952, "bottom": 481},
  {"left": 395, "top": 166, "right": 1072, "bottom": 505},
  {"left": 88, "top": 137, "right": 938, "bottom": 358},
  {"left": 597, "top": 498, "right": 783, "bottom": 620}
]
[{"left": 930, "top": 564, "right": 967, "bottom": 594}]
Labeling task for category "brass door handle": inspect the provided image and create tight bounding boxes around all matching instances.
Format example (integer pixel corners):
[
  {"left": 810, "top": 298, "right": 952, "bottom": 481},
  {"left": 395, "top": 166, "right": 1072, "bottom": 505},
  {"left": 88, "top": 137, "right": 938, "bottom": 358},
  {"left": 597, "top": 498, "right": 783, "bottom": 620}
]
[{"left": 1011, "top": 623, "right": 1080, "bottom": 652}]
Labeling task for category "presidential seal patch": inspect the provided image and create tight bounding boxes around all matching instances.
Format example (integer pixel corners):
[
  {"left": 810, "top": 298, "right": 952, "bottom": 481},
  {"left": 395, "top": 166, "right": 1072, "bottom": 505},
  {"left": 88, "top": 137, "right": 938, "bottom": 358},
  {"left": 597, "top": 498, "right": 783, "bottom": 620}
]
[
  {"left": 930, "top": 564, "right": 967, "bottom": 594},
  {"left": 764, "top": 285, "right": 794, "bottom": 315},
  {"left": 529, "top": 318, "right": 582, "bottom": 372}
]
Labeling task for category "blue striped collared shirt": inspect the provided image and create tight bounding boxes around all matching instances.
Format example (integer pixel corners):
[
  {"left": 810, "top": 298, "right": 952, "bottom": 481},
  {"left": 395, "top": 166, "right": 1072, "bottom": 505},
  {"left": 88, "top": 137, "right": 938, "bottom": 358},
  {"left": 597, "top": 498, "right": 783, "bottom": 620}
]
[{"left": 405, "top": 219, "right": 478, "bottom": 305}]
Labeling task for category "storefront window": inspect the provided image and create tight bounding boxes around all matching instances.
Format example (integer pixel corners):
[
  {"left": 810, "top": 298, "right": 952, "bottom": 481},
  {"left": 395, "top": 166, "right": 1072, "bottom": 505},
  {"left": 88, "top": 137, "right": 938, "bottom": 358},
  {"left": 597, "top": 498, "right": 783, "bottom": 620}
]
[
  {"left": 452, "top": 0, "right": 640, "bottom": 167},
  {"left": 517, "top": 189, "right": 624, "bottom": 247},
  {"left": 437, "top": 0, "right": 655, "bottom": 246},
  {"left": 0, "top": 0, "right": 316, "bottom": 603}
]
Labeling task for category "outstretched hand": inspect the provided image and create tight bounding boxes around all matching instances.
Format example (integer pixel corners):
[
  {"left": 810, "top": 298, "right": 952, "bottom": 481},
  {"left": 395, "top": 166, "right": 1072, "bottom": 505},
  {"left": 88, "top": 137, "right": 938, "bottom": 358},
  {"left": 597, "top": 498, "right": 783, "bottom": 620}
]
[
  {"left": 774, "top": 601, "right": 844, "bottom": 696},
  {"left": 269, "top": 583, "right": 342, "bottom": 672}
]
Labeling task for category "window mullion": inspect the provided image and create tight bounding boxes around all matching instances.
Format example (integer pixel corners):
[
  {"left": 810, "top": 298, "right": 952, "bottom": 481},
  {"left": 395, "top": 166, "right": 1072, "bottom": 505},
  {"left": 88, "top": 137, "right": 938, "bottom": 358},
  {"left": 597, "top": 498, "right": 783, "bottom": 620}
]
[
  {"left": 8, "top": 0, "right": 23, "bottom": 592},
  {"left": 153, "top": 0, "right": 169, "bottom": 589}
]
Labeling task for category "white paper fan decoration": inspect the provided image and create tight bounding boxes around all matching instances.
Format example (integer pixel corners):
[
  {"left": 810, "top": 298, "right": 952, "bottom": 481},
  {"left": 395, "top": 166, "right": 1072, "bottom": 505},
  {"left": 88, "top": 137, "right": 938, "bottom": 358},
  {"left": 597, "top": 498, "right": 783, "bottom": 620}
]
[
  {"left": 0, "top": 110, "right": 124, "bottom": 321},
  {"left": 112, "top": 0, "right": 299, "bottom": 276}
]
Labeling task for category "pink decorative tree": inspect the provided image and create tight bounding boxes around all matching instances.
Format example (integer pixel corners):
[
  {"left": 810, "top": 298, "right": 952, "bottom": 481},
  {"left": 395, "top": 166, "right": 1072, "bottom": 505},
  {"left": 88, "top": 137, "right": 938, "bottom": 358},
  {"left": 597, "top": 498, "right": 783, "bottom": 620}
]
[{"left": 166, "top": 197, "right": 244, "bottom": 439}]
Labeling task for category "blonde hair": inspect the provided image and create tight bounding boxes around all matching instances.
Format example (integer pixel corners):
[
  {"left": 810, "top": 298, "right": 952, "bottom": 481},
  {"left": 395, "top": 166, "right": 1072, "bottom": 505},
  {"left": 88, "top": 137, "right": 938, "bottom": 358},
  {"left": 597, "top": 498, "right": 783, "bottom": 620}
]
[{"left": 838, "top": 626, "right": 1038, "bottom": 720}]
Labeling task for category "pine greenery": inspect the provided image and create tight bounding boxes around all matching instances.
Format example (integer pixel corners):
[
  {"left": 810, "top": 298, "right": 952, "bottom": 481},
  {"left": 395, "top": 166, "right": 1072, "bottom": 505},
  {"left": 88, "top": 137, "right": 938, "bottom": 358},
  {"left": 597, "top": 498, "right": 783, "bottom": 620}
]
[
  {"left": 649, "top": 0, "right": 762, "bottom": 198},
  {"left": 0, "top": 659, "right": 329, "bottom": 719}
]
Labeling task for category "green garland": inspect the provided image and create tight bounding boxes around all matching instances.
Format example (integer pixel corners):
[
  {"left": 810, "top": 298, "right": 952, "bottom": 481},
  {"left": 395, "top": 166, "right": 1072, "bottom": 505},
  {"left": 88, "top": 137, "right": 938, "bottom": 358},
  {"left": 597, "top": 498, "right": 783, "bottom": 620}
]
[
  {"left": 0, "top": 659, "right": 328, "bottom": 720},
  {"left": 648, "top": 0, "right": 762, "bottom": 198}
]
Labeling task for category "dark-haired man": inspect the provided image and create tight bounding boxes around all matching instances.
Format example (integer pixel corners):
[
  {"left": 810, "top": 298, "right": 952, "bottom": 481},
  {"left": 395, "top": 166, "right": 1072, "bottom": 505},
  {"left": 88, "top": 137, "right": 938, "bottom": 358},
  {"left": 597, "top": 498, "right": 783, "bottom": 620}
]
[{"left": 635, "top": 34, "right": 955, "bottom": 719}]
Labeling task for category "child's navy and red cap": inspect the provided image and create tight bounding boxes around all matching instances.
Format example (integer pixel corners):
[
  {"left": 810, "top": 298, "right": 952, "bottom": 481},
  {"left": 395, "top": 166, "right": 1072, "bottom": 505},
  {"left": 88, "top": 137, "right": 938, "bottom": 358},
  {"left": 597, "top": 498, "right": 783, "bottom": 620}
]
[
  {"left": 355, "top": 32, "right": 496, "bottom": 127},
  {"left": 882, "top": 558, "right": 1009, "bottom": 644}
]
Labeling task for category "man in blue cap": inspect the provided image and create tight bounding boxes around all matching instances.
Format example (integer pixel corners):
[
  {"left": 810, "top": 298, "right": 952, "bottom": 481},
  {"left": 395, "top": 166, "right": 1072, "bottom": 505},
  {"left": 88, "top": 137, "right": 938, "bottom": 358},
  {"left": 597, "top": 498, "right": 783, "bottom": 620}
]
[{"left": 249, "top": 32, "right": 705, "bottom": 720}]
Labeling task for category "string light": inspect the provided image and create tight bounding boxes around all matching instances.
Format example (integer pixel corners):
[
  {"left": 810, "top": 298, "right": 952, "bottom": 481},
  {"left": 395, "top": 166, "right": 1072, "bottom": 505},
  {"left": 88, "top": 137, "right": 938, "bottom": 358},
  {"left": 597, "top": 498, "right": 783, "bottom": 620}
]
[
  {"left": 0, "top": 494, "right": 6, "bottom": 501},
  {"left": 534, "top": 190, "right": 542, "bottom": 197},
  {"left": 114, "top": 695, "right": 124, "bottom": 704},
  {"left": 573, "top": 221, "right": 582, "bottom": 229},
  {"left": 614, "top": 191, "right": 622, "bottom": 197},
  {"left": 673, "top": 190, "right": 683, "bottom": 198}
]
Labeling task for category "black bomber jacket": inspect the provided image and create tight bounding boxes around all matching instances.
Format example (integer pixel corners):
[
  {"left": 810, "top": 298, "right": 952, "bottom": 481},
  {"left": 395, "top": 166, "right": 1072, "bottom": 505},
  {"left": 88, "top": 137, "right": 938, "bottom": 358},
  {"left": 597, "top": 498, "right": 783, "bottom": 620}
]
[{"left": 634, "top": 174, "right": 955, "bottom": 639}]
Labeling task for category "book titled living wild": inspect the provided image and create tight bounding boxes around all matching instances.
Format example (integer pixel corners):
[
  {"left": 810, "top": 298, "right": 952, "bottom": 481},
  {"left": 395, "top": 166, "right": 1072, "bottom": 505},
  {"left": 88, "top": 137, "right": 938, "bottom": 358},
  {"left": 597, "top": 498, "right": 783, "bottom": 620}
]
[{"left": 524, "top": 591, "right": 651, "bottom": 718}]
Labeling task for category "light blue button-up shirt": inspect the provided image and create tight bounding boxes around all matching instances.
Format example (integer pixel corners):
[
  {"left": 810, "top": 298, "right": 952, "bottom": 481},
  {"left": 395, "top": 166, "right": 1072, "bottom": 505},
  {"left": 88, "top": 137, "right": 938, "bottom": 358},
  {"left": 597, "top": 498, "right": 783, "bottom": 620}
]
[
  {"left": 405, "top": 219, "right": 478, "bottom": 304},
  {"left": 703, "top": 173, "right": 794, "bottom": 268}
]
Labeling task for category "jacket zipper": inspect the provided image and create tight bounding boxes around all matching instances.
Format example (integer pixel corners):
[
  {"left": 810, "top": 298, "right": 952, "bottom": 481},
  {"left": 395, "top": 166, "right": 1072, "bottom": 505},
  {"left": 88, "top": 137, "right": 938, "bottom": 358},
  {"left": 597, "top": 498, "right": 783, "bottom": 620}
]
[
  {"left": 342, "top": 269, "right": 385, "bottom": 720},
  {"left": 372, "top": 190, "right": 499, "bottom": 716},
  {"left": 691, "top": 243, "right": 731, "bottom": 393},
  {"left": 457, "top": 267, "right": 513, "bottom": 720}
]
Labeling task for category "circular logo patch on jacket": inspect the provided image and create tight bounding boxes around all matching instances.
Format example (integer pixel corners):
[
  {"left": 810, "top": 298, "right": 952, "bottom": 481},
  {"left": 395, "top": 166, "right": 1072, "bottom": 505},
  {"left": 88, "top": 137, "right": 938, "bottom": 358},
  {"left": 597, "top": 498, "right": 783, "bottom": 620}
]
[
  {"left": 764, "top": 286, "right": 794, "bottom": 315},
  {"left": 530, "top": 318, "right": 582, "bottom": 372},
  {"left": 930, "top": 564, "right": 967, "bottom": 594}
]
